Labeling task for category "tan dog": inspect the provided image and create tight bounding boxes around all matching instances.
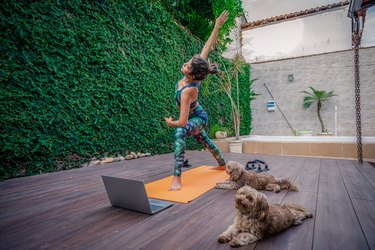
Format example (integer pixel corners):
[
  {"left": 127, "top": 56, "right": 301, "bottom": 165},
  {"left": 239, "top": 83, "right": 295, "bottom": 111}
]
[
  {"left": 218, "top": 186, "right": 312, "bottom": 247},
  {"left": 215, "top": 161, "right": 298, "bottom": 192}
]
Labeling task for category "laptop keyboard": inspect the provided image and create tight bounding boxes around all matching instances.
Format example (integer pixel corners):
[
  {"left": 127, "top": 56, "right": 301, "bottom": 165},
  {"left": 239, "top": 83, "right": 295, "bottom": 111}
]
[{"left": 150, "top": 204, "right": 164, "bottom": 211}]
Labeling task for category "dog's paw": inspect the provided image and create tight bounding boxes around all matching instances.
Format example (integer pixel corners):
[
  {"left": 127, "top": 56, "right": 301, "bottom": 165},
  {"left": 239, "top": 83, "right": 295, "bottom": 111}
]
[
  {"left": 218, "top": 234, "right": 231, "bottom": 243},
  {"left": 229, "top": 240, "right": 243, "bottom": 247},
  {"left": 293, "top": 219, "right": 303, "bottom": 225}
]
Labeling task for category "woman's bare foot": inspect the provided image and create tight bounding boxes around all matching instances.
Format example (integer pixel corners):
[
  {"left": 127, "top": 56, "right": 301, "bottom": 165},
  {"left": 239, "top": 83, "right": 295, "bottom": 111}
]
[
  {"left": 211, "top": 165, "right": 226, "bottom": 170},
  {"left": 168, "top": 176, "right": 181, "bottom": 191}
]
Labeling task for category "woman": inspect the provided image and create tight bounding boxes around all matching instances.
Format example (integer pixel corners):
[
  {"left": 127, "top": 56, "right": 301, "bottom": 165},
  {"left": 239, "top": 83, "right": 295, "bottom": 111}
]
[{"left": 164, "top": 10, "right": 229, "bottom": 191}]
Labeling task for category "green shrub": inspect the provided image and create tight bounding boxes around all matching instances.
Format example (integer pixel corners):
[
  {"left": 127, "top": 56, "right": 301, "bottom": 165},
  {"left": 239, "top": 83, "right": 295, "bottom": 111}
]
[{"left": 0, "top": 0, "right": 251, "bottom": 180}]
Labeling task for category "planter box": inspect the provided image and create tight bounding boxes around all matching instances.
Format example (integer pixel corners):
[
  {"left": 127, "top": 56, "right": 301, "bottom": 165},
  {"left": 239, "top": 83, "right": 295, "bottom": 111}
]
[{"left": 241, "top": 136, "right": 375, "bottom": 161}]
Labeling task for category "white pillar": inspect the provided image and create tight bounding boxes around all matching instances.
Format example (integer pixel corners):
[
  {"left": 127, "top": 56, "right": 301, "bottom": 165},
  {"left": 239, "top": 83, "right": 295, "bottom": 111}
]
[{"left": 334, "top": 105, "right": 338, "bottom": 136}]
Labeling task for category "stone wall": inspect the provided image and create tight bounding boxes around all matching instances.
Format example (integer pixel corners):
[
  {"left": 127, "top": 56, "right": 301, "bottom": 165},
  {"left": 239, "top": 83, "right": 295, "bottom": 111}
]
[{"left": 250, "top": 46, "right": 375, "bottom": 136}]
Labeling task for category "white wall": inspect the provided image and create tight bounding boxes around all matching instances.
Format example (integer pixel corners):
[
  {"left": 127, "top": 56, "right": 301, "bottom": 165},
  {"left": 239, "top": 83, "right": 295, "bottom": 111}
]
[
  {"left": 250, "top": 47, "right": 375, "bottom": 136},
  {"left": 241, "top": 6, "right": 375, "bottom": 63},
  {"left": 242, "top": 8, "right": 352, "bottom": 63}
]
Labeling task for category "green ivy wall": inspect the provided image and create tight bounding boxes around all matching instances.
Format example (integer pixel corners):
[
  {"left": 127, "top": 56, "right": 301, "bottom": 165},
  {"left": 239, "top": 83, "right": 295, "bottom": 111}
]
[{"left": 0, "top": 0, "right": 251, "bottom": 179}]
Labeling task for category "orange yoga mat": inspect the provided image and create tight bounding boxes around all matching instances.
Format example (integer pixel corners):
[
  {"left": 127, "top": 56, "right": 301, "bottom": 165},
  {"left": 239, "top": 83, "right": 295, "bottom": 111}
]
[{"left": 145, "top": 166, "right": 228, "bottom": 204}]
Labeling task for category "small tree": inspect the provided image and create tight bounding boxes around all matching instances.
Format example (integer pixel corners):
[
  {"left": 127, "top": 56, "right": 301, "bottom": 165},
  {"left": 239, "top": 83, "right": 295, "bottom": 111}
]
[
  {"left": 301, "top": 87, "right": 337, "bottom": 133},
  {"left": 216, "top": 53, "right": 247, "bottom": 140}
]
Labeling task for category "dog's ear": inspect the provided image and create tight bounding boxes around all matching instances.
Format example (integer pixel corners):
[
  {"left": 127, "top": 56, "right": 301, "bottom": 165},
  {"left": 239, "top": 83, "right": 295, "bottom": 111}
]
[
  {"left": 230, "top": 162, "right": 244, "bottom": 181},
  {"left": 258, "top": 210, "right": 268, "bottom": 221},
  {"left": 255, "top": 193, "right": 269, "bottom": 221},
  {"left": 226, "top": 161, "right": 233, "bottom": 171}
]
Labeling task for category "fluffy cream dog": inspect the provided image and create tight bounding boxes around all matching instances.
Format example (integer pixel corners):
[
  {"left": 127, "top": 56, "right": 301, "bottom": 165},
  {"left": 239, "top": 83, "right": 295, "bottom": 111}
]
[
  {"left": 215, "top": 160, "right": 298, "bottom": 192},
  {"left": 218, "top": 186, "right": 312, "bottom": 247}
]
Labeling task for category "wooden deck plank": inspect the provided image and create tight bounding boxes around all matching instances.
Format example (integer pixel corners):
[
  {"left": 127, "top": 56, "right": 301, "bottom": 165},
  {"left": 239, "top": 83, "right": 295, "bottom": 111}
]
[
  {"left": 0, "top": 151, "right": 374, "bottom": 250},
  {"left": 337, "top": 160, "right": 375, "bottom": 201},
  {"left": 313, "top": 159, "right": 369, "bottom": 250},
  {"left": 351, "top": 198, "right": 375, "bottom": 249},
  {"left": 353, "top": 161, "right": 375, "bottom": 190},
  {"left": 295, "top": 158, "right": 321, "bottom": 193}
]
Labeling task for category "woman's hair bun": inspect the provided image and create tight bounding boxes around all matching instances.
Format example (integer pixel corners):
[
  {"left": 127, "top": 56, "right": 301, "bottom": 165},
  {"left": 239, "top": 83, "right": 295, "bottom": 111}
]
[{"left": 208, "top": 64, "right": 218, "bottom": 75}]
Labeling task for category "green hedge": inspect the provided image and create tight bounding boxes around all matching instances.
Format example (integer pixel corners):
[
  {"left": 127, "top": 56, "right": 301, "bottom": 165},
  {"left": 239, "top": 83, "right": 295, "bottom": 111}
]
[
  {"left": 0, "top": 0, "right": 252, "bottom": 179},
  {"left": 156, "top": 0, "right": 243, "bottom": 51}
]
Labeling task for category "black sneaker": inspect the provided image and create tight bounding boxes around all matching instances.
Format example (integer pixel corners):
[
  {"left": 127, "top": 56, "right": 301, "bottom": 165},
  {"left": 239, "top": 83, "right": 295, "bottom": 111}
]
[{"left": 183, "top": 159, "right": 192, "bottom": 168}]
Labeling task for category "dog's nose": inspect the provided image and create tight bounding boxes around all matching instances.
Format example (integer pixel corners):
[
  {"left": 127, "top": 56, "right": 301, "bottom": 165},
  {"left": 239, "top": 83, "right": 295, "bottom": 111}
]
[{"left": 235, "top": 195, "right": 244, "bottom": 204}]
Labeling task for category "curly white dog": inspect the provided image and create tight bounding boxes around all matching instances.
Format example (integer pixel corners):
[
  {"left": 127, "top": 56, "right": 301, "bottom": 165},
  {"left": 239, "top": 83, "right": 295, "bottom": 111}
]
[{"left": 218, "top": 186, "right": 312, "bottom": 247}]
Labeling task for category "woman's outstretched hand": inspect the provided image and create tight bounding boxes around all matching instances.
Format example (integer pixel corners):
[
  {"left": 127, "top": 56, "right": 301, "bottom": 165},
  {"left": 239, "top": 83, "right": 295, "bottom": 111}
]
[
  {"left": 164, "top": 116, "right": 173, "bottom": 127},
  {"left": 215, "top": 10, "right": 229, "bottom": 28}
]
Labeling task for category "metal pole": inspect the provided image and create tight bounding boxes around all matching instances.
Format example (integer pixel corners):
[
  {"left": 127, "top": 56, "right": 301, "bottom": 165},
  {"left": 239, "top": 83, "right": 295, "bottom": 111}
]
[{"left": 264, "top": 83, "right": 295, "bottom": 135}]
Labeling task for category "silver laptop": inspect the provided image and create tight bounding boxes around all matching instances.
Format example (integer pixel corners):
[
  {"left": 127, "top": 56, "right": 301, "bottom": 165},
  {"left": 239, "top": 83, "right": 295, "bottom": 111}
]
[{"left": 101, "top": 175, "right": 173, "bottom": 214}]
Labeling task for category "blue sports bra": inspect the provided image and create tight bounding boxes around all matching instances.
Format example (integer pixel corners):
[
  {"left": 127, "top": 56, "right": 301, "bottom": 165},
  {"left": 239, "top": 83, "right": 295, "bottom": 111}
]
[{"left": 175, "top": 81, "right": 199, "bottom": 109}]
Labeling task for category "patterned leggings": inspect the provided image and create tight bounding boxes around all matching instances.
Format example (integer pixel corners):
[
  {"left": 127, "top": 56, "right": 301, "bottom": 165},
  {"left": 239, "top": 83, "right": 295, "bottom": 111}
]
[{"left": 173, "top": 106, "right": 226, "bottom": 176}]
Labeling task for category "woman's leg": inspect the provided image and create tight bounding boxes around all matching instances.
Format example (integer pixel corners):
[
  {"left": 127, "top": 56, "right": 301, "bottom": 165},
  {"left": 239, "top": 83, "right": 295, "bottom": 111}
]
[
  {"left": 173, "top": 127, "right": 188, "bottom": 177},
  {"left": 194, "top": 130, "right": 226, "bottom": 167},
  {"left": 173, "top": 117, "right": 206, "bottom": 177},
  {"left": 169, "top": 117, "right": 207, "bottom": 191}
]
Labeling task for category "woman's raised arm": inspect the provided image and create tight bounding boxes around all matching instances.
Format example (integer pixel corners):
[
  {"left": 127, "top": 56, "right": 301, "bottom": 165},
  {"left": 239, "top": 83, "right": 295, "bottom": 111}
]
[{"left": 200, "top": 10, "right": 229, "bottom": 59}]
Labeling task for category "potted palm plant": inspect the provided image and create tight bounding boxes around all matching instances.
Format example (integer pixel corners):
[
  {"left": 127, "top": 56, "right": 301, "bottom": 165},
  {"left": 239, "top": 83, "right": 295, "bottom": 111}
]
[{"left": 301, "top": 86, "right": 337, "bottom": 135}]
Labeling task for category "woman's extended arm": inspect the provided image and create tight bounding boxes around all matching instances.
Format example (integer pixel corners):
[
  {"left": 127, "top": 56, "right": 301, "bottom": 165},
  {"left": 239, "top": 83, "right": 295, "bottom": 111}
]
[
  {"left": 164, "top": 89, "right": 192, "bottom": 128},
  {"left": 200, "top": 10, "right": 229, "bottom": 59}
]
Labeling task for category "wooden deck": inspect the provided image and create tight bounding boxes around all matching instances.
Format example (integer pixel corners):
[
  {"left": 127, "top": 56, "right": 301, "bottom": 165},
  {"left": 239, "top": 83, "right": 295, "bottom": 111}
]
[{"left": 1, "top": 151, "right": 375, "bottom": 250}]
